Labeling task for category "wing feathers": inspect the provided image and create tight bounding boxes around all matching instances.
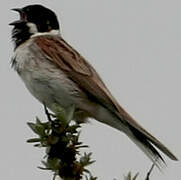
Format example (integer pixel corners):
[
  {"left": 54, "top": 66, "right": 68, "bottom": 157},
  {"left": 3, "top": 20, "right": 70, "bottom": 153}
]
[
  {"left": 35, "top": 35, "right": 120, "bottom": 111},
  {"left": 36, "top": 37, "right": 92, "bottom": 75},
  {"left": 34, "top": 35, "right": 177, "bottom": 162}
]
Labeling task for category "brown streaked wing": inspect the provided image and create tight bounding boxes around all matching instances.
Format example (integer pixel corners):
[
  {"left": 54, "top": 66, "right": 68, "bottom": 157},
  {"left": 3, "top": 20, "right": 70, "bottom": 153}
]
[
  {"left": 34, "top": 35, "right": 177, "bottom": 161},
  {"left": 35, "top": 35, "right": 121, "bottom": 112}
]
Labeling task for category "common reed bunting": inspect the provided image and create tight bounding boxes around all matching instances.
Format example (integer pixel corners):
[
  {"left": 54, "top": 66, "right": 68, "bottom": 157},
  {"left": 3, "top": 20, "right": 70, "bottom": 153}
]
[{"left": 10, "top": 4, "right": 177, "bottom": 166}]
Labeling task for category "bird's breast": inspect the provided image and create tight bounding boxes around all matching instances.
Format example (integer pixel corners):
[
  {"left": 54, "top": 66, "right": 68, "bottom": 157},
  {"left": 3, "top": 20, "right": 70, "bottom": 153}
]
[{"left": 12, "top": 41, "right": 88, "bottom": 112}]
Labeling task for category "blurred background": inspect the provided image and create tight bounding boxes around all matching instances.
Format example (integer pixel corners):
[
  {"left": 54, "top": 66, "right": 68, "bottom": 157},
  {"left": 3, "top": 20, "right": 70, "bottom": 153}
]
[{"left": 1, "top": 0, "right": 180, "bottom": 179}]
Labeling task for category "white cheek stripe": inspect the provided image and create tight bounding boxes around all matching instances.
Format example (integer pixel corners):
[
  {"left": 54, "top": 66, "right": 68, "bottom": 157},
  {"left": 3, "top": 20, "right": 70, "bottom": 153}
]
[{"left": 27, "top": 22, "right": 38, "bottom": 34}]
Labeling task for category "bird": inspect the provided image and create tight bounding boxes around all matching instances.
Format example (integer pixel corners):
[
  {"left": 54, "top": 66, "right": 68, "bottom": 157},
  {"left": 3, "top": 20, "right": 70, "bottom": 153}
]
[{"left": 10, "top": 4, "right": 177, "bottom": 167}]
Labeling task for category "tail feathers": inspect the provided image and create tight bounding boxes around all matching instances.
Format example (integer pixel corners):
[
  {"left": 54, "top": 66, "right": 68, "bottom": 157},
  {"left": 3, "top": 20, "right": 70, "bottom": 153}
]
[
  {"left": 127, "top": 124, "right": 166, "bottom": 168},
  {"left": 114, "top": 109, "right": 178, "bottom": 162},
  {"left": 125, "top": 118, "right": 178, "bottom": 162}
]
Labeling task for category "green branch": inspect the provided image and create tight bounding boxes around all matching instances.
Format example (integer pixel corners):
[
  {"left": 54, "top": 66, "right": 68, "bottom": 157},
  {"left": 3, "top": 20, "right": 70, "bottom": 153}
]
[
  {"left": 26, "top": 104, "right": 154, "bottom": 180},
  {"left": 27, "top": 105, "right": 97, "bottom": 180}
]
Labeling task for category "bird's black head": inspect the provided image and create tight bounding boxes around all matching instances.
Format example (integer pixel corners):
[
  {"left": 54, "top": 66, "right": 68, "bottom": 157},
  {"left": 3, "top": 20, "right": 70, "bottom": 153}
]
[{"left": 10, "top": 4, "right": 60, "bottom": 48}]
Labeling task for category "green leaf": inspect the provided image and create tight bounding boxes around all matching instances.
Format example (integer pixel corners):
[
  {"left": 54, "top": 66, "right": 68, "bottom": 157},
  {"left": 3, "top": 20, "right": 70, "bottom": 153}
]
[
  {"left": 66, "top": 124, "right": 80, "bottom": 133},
  {"left": 65, "top": 104, "right": 75, "bottom": 123},
  {"left": 38, "top": 166, "right": 51, "bottom": 170},
  {"left": 124, "top": 172, "right": 139, "bottom": 180},
  {"left": 33, "top": 143, "right": 41, "bottom": 147},
  {"left": 36, "top": 117, "right": 42, "bottom": 124},
  {"left": 27, "top": 122, "right": 37, "bottom": 133},
  {"left": 27, "top": 105, "right": 97, "bottom": 179},
  {"left": 27, "top": 138, "right": 42, "bottom": 143},
  {"left": 27, "top": 122, "right": 46, "bottom": 137},
  {"left": 80, "top": 153, "right": 95, "bottom": 167},
  {"left": 53, "top": 104, "right": 66, "bottom": 119}
]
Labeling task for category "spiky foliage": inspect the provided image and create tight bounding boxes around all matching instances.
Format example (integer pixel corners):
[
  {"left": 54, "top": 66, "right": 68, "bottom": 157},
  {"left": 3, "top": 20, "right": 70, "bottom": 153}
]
[
  {"left": 124, "top": 172, "right": 139, "bottom": 180},
  {"left": 27, "top": 105, "right": 97, "bottom": 180}
]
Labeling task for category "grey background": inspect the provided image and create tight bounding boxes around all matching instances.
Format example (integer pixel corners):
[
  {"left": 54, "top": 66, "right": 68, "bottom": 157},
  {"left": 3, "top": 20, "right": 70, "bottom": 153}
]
[{"left": 1, "top": 0, "right": 180, "bottom": 179}]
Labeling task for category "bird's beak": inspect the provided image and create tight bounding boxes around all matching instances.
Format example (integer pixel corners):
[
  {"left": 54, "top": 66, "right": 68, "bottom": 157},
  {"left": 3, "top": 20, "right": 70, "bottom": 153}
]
[
  {"left": 9, "top": 20, "right": 25, "bottom": 26},
  {"left": 9, "top": 8, "right": 26, "bottom": 26},
  {"left": 11, "top": 8, "right": 23, "bottom": 13}
]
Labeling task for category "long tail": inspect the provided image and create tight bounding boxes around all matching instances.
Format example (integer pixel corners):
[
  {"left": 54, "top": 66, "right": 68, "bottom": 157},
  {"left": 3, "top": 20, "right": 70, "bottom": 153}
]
[
  {"left": 113, "top": 109, "right": 178, "bottom": 166},
  {"left": 124, "top": 122, "right": 166, "bottom": 167},
  {"left": 90, "top": 103, "right": 178, "bottom": 166}
]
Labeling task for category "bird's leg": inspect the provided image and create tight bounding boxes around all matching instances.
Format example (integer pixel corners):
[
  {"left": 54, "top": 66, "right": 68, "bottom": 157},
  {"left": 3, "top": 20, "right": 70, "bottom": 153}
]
[{"left": 43, "top": 103, "right": 53, "bottom": 123}]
